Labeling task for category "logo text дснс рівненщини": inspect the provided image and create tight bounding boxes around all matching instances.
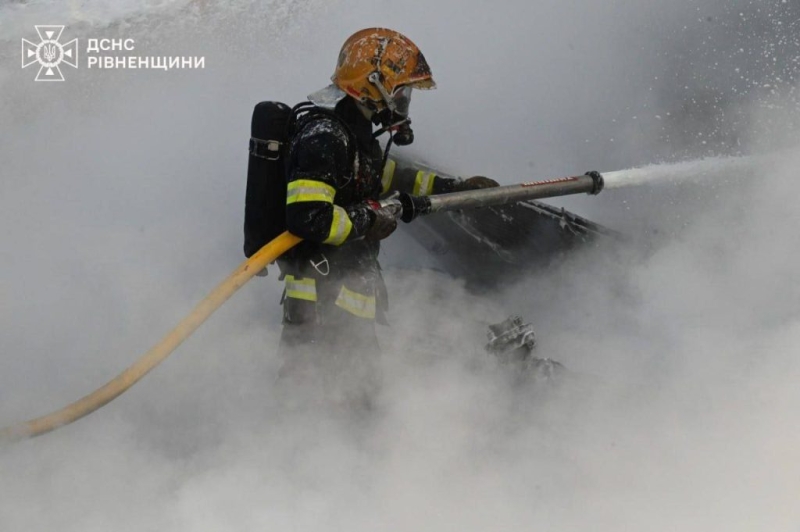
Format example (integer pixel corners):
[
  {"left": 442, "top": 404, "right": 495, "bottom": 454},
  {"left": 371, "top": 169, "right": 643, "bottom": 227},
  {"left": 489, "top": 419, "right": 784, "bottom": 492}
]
[{"left": 21, "top": 26, "right": 206, "bottom": 82}]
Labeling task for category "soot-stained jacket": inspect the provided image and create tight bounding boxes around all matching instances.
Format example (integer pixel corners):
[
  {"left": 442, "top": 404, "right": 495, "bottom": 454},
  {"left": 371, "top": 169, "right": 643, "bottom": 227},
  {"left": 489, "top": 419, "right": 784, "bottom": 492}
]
[{"left": 284, "top": 97, "right": 459, "bottom": 273}]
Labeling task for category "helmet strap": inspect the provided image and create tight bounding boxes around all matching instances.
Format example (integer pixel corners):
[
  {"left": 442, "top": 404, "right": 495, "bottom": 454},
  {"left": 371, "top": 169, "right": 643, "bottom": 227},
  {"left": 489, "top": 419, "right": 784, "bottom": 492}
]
[
  {"left": 367, "top": 72, "right": 397, "bottom": 113},
  {"left": 372, "top": 112, "right": 408, "bottom": 136},
  {"left": 373, "top": 113, "right": 414, "bottom": 145}
]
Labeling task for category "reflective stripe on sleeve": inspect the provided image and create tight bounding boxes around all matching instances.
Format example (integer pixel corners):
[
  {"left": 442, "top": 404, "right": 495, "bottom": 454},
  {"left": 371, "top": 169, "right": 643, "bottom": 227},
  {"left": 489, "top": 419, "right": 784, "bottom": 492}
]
[
  {"left": 285, "top": 275, "right": 317, "bottom": 302},
  {"left": 323, "top": 205, "right": 353, "bottom": 246},
  {"left": 381, "top": 158, "right": 397, "bottom": 195},
  {"left": 286, "top": 179, "right": 336, "bottom": 204},
  {"left": 413, "top": 170, "right": 436, "bottom": 196},
  {"left": 335, "top": 285, "right": 376, "bottom": 319}
]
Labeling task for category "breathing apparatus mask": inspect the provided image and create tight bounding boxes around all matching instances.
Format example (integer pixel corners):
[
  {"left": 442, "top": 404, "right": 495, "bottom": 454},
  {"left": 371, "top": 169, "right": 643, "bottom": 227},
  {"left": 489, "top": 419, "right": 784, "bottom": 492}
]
[{"left": 368, "top": 72, "right": 415, "bottom": 146}]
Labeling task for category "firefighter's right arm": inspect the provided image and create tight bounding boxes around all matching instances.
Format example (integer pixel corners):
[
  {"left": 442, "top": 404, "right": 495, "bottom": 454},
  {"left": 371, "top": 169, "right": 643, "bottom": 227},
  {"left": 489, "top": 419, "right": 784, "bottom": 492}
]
[
  {"left": 285, "top": 119, "right": 373, "bottom": 245},
  {"left": 379, "top": 157, "right": 498, "bottom": 198},
  {"left": 379, "top": 157, "right": 456, "bottom": 197}
]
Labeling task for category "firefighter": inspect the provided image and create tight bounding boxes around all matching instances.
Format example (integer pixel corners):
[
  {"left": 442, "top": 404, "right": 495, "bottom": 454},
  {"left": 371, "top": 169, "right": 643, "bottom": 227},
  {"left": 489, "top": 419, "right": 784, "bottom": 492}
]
[{"left": 277, "top": 28, "right": 497, "bottom": 402}]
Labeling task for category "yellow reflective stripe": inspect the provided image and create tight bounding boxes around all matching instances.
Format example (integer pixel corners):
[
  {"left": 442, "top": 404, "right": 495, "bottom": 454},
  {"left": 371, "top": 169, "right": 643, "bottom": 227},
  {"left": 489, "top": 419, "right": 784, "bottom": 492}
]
[
  {"left": 335, "top": 285, "right": 376, "bottom": 319},
  {"left": 323, "top": 205, "right": 353, "bottom": 246},
  {"left": 413, "top": 170, "right": 436, "bottom": 196},
  {"left": 286, "top": 179, "right": 336, "bottom": 205},
  {"left": 381, "top": 158, "right": 397, "bottom": 195},
  {"left": 284, "top": 275, "right": 317, "bottom": 302}
]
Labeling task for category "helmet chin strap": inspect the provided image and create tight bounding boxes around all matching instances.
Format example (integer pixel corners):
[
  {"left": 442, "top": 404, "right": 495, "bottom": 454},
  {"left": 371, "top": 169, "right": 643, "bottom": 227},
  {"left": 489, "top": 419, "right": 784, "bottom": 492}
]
[
  {"left": 367, "top": 72, "right": 398, "bottom": 113},
  {"left": 372, "top": 113, "right": 409, "bottom": 136}
]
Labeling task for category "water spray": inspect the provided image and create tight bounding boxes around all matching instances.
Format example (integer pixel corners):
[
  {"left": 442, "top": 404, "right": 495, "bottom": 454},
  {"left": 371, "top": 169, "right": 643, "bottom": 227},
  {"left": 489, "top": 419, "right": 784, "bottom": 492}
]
[{"left": 602, "top": 154, "right": 761, "bottom": 189}]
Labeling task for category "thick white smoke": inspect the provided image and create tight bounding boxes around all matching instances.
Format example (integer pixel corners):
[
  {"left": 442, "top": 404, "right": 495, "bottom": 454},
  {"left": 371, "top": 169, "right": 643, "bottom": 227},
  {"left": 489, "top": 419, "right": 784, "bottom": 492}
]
[{"left": 1, "top": 1, "right": 799, "bottom": 530}]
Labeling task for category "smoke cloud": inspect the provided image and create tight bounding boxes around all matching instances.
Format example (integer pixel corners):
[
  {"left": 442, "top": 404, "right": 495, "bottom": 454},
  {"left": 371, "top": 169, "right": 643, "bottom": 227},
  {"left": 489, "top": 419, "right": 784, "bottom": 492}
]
[{"left": 1, "top": 1, "right": 799, "bottom": 530}]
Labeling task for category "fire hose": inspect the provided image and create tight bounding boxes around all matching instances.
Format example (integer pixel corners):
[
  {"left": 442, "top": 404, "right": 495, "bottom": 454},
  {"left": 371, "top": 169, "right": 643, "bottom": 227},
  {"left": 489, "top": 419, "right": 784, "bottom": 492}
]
[{"left": 0, "top": 172, "right": 603, "bottom": 443}]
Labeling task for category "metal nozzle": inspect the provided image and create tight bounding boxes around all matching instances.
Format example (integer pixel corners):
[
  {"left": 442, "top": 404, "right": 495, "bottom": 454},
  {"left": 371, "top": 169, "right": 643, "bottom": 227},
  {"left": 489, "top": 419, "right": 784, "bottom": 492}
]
[{"left": 585, "top": 171, "right": 604, "bottom": 195}]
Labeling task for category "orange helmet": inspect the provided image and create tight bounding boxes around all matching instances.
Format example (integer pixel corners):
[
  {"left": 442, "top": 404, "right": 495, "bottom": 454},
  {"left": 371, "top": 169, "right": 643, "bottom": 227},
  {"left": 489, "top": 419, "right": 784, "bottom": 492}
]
[
  {"left": 333, "top": 28, "right": 436, "bottom": 109},
  {"left": 309, "top": 28, "right": 436, "bottom": 113}
]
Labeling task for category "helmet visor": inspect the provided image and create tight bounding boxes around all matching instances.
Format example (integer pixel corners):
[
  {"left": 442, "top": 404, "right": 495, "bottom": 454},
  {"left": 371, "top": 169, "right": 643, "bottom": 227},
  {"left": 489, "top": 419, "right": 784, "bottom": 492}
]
[{"left": 391, "top": 85, "right": 413, "bottom": 117}]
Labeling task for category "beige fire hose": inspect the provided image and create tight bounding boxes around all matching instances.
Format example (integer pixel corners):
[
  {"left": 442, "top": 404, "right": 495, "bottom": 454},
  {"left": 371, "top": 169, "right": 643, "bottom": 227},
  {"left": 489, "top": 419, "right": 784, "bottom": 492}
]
[{"left": 0, "top": 231, "right": 302, "bottom": 444}]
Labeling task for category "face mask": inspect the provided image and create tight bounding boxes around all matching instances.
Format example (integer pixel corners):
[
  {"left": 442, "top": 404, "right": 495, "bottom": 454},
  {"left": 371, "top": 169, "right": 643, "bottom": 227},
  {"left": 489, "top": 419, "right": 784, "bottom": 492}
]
[
  {"left": 367, "top": 73, "right": 417, "bottom": 145},
  {"left": 388, "top": 85, "right": 414, "bottom": 145},
  {"left": 390, "top": 85, "right": 412, "bottom": 118}
]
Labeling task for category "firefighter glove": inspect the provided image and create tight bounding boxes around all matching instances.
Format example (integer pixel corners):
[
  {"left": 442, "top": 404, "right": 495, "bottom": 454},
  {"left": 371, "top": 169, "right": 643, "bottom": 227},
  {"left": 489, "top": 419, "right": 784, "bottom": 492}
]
[
  {"left": 454, "top": 175, "right": 500, "bottom": 191},
  {"left": 365, "top": 203, "right": 400, "bottom": 241}
]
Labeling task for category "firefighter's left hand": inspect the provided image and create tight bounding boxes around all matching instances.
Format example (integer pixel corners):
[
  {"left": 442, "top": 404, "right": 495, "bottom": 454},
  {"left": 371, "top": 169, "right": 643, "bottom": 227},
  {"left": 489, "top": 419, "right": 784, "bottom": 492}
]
[
  {"left": 365, "top": 204, "right": 399, "bottom": 241},
  {"left": 455, "top": 176, "right": 500, "bottom": 191}
]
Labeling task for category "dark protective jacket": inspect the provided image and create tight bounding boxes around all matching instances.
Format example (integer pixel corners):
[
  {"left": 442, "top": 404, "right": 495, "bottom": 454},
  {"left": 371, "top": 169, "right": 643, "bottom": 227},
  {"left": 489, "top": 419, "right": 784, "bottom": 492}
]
[{"left": 281, "top": 97, "right": 457, "bottom": 326}]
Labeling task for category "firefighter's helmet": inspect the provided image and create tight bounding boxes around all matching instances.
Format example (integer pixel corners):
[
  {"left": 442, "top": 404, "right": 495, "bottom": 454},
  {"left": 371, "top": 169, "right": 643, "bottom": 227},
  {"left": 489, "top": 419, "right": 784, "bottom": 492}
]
[{"left": 309, "top": 28, "right": 436, "bottom": 113}]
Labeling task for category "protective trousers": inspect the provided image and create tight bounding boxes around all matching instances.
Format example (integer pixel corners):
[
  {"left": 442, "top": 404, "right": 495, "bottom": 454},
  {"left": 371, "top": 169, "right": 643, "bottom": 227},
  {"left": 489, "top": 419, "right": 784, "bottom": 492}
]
[{"left": 276, "top": 265, "right": 383, "bottom": 410}]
